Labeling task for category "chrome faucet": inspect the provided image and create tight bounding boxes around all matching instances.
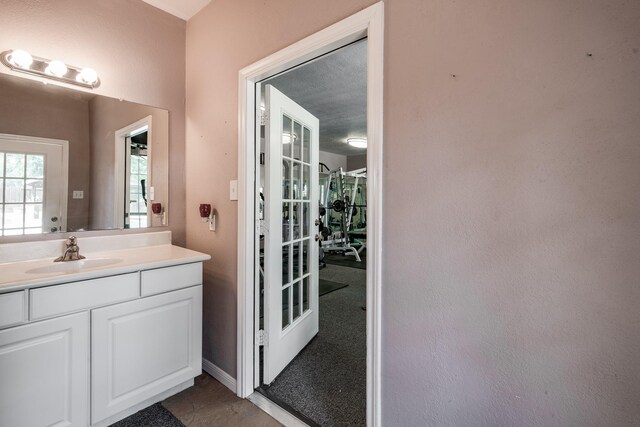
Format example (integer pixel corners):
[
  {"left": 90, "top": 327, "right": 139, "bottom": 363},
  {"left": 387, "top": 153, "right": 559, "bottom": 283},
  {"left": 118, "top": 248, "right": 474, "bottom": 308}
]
[{"left": 54, "top": 236, "right": 86, "bottom": 262}]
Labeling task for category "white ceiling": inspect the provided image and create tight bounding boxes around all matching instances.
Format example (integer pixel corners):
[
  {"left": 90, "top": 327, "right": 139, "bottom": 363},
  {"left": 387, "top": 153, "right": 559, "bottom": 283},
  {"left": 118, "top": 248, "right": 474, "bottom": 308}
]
[
  {"left": 263, "top": 39, "right": 367, "bottom": 157},
  {"left": 141, "top": 0, "right": 211, "bottom": 20}
]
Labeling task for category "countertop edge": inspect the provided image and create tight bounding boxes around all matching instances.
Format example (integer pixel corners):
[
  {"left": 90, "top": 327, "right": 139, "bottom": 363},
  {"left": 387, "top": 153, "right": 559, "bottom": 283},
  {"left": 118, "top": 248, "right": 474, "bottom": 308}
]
[{"left": 0, "top": 245, "right": 211, "bottom": 294}]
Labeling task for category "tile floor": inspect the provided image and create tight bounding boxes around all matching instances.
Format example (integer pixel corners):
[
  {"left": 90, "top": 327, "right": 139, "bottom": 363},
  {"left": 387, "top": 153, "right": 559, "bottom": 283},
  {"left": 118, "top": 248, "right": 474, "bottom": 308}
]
[{"left": 163, "top": 373, "right": 283, "bottom": 427}]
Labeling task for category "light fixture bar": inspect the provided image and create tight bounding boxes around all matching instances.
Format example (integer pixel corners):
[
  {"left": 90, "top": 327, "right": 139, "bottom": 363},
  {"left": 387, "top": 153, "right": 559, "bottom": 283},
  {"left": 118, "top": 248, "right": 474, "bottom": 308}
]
[{"left": 1, "top": 49, "right": 100, "bottom": 89}]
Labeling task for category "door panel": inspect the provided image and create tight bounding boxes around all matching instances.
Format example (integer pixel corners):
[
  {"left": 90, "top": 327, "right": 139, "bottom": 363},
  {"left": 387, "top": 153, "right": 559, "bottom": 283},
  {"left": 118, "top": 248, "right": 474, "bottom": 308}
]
[
  {"left": 263, "top": 85, "right": 319, "bottom": 384},
  {"left": 91, "top": 286, "right": 202, "bottom": 423},
  {"left": 0, "top": 134, "right": 66, "bottom": 235},
  {"left": 0, "top": 312, "right": 89, "bottom": 427}
]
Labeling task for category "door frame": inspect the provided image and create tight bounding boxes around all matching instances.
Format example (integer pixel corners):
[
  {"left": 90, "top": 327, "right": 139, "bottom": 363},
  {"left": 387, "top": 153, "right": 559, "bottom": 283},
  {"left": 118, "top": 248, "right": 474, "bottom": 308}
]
[
  {"left": 237, "top": 3, "right": 384, "bottom": 426},
  {"left": 114, "top": 116, "right": 153, "bottom": 229}
]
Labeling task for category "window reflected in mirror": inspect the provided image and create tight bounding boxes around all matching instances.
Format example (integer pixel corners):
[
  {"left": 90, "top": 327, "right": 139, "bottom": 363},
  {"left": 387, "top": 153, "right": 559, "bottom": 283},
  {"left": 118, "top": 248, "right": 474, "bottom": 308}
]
[{"left": 0, "top": 72, "right": 169, "bottom": 237}]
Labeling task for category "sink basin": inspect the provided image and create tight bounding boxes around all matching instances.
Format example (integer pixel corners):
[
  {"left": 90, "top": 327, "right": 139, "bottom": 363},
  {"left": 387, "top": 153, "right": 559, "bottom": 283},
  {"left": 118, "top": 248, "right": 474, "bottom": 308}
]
[{"left": 26, "top": 258, "right": 123, "bottom": 274}]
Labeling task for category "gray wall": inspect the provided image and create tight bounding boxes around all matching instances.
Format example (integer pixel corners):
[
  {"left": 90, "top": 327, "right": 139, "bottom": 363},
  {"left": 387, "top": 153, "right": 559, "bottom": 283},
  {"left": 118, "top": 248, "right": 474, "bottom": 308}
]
[
  {"left": 187, "top": 0, "right": 640, "bottom": 425},
  {"left": 319, "top": 151, "right": 348, "bottom": 171},
  {"left": 347, "top": 154, "right": 367, "bottom": 171},
  {"left": 0, "top": 0, "right": 186, "bottom": 245}
]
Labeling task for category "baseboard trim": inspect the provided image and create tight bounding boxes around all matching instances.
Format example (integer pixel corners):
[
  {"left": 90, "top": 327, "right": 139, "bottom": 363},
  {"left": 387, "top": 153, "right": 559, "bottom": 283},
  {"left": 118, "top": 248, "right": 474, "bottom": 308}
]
[
  {"left": 202, "top": 358, "right": 237, "bottom": 393},
  {"left": 248, "top": 392, "right": 311, "bottom": 427}
]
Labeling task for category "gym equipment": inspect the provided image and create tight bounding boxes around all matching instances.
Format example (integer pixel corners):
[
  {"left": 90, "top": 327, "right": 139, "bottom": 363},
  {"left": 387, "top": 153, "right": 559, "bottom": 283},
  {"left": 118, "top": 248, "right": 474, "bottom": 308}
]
[{"left": 318, "top": 167, "right": 367, "bottom": 261}]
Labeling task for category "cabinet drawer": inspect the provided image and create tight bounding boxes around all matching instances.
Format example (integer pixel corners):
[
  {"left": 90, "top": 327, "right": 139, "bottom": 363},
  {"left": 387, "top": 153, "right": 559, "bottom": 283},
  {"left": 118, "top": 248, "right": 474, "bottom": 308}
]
[
  {"left": 0, "top": 291, "right": 27, "bottom": 329},
  {"left": 141, "top": 263, "right": 202, "bottom": 296},
  {"left": 30, "top": 273, "right": 140, "bottom": 320}
]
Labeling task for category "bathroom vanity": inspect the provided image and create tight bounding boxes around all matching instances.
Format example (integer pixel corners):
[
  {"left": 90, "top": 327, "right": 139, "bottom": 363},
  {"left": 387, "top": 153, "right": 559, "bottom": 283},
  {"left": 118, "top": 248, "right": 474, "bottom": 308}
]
[{"left": 0, "top": 232, "right": 209, "bottom": 427}]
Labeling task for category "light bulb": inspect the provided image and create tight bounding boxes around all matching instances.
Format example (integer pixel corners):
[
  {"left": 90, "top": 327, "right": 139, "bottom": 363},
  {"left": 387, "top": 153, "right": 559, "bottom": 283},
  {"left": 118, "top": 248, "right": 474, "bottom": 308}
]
[
  {"left": 46, "top": 60, "right": 68, "bottom": 77},
  {"left": 8, "top": 49, "right": 33, "bottom": 69},
  {"left": 347, "top": 138, "right": 367, "bottom": 148},
  {"left": 77, "top": 67, "right": 98, "bottom": 85}
]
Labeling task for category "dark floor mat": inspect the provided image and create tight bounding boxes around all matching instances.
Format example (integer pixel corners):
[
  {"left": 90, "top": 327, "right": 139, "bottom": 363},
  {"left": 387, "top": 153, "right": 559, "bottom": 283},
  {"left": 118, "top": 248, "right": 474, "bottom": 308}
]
[
  {"left": 324, "top": 252, "right": 366, "bottom": 270},
  {"left": 109, "top": 403, "right": 184, "bottom": 427},
  {"left": 319, "top": 279, "right": 348, "bottom": 296}
]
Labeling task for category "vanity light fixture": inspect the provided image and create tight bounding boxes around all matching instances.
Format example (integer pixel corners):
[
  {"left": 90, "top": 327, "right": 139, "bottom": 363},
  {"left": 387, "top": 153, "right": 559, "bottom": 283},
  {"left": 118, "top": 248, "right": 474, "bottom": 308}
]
[
  {"left": 7, "top": 49, "right": 33, "bottom": 68},
  {"left": 347, "top": 137, "right": 367, "bottom": 148},
  {"left": 46, "top": 60, "right": 68, "bottom": 77},
  {"left": 1, "top": 49, "right": 100, "bottom": 89}
]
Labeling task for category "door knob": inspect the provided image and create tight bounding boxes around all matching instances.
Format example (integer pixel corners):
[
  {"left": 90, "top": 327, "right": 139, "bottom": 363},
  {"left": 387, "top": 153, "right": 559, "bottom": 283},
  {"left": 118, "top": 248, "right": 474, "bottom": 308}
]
[
  {"left": 51, "top": 216, "right": 58, "bottom": 222},
  {"left": 315, "top": 234, "right": 322, "bottom": 242},
  {"left": 315, "top": 218, "right": 320, "bottom": 226}
]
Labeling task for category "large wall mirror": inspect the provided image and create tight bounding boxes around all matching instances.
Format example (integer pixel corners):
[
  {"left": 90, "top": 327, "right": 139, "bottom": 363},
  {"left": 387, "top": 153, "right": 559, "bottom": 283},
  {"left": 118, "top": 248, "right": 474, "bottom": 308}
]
[{"left": 0, "top": 73, "right": 169, "bottom": 237}]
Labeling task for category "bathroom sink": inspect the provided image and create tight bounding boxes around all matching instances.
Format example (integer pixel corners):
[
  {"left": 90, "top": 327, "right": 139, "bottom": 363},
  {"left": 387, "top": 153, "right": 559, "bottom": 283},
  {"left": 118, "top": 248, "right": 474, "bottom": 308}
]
[{"left": 26, "top": 258, "right": 123, "bottom": 274}]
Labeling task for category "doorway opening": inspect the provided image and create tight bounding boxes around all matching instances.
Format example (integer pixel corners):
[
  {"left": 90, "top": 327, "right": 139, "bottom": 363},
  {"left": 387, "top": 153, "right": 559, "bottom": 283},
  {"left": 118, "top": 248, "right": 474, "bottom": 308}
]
[
  {"left": 125, "top": 130, "right": 149, "bottom": 229},
  {"left": 255, "top": 38, "right": 368, "bottom": 426},
  {"left": 114, "top": 116, "right": 152, "bottom": 229},
  {"left": 237, "top": 3, "right": 383, "bottom": 426}
]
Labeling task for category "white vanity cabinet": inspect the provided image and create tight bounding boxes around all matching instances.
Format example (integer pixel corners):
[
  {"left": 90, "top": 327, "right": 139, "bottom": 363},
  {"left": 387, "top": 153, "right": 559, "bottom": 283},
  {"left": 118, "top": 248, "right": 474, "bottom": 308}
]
[
  {"left": 0, "top": 312, "right": 89, "bottom": 427},
  {"left": 91, "top": 285, "right": 202, "bottom": 424},
  {"left": 0, "top": 257, "right": 205, "bottom": 427}
]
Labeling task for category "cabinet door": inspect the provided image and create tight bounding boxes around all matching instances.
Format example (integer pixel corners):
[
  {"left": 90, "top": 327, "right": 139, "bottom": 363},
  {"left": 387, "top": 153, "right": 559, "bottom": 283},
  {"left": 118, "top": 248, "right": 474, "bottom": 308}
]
[
  {"left": 0, "top": 312, "right": 89, "bottom": 427},
  {"left": 91, "top": 285, "right": 202, "bottom": 423}
]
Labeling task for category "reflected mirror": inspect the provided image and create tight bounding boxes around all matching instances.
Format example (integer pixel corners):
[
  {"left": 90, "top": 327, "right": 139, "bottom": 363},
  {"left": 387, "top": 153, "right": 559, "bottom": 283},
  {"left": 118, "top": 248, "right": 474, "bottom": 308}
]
[{"left": 0, "top": 72, "right": 168, "bottom": 236}]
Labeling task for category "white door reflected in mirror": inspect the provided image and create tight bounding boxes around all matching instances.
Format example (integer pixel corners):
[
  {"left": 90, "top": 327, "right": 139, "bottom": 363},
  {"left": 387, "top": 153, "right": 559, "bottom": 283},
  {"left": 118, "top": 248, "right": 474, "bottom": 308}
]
[
  {"left": 0, "top": 134, "right": 68, "bottom": 236},
  {"left": 115, "top": 117, "right": 152, "bottom": 230}
]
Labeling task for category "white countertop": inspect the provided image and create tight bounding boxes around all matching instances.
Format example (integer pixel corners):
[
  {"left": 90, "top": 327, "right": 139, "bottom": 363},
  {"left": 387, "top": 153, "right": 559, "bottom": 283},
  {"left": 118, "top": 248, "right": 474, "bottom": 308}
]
[{"left": 0, "top": 234, "right": 211, "bottom": 293}]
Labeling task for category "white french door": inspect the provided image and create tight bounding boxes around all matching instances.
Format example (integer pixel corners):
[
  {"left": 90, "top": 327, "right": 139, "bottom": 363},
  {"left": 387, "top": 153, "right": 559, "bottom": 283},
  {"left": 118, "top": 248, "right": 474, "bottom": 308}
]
[
  {"left": 0, "top": 134, "right": 67, "bottom": 235},
  {"left": 263, "top": 85, "right": 320, "bottom": 384}
]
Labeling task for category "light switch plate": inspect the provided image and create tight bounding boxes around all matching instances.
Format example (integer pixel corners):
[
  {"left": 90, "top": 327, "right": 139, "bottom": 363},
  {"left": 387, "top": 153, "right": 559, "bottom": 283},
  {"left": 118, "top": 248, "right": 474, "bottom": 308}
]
[
  {"left": 230, "top": 180, "right": 238, "bottom": 201},
  {"left": 72, "top": 190, "right": 84, "bottom": 199}
]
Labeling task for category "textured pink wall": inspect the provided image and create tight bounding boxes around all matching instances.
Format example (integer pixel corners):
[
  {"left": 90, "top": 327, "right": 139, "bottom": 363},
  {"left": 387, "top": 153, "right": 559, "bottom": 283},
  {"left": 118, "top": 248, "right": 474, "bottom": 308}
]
[
  {"left": 88, "top": 96, "right": 169, "bottom": 230},
  {"left": 187, "top": 0, "right": 640, "bottom": 424},
  {"left": 0, "top": 0, "right": 186, "bottom": 244},
  {"left": 382, "top": 0, "right": 640, "bottom": 424},
  {"left": 185, "top": 0, "right": 377, "bottom": 378}
]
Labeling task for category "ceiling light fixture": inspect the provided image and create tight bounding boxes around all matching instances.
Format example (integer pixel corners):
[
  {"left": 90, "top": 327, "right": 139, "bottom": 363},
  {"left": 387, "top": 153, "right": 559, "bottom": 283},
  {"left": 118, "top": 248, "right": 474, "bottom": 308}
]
[
  {"left": 0, "top": 49, "right": 100, "bottom": 89},
  {"left": 282, "top": 132, "right": 297, "bottom": 144},
  {"left": 347, "top": 137, "right": 367, "bottom": 148}
]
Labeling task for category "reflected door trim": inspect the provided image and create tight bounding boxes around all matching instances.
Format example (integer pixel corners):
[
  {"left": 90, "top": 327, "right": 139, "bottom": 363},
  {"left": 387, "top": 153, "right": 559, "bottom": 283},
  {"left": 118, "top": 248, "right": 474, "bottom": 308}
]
[
  {"left": 114, "top": 116, "right": 153, "bottom": 229},
  {"left": 0, "top": 133, "right": 68, "bottom": 235}
]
